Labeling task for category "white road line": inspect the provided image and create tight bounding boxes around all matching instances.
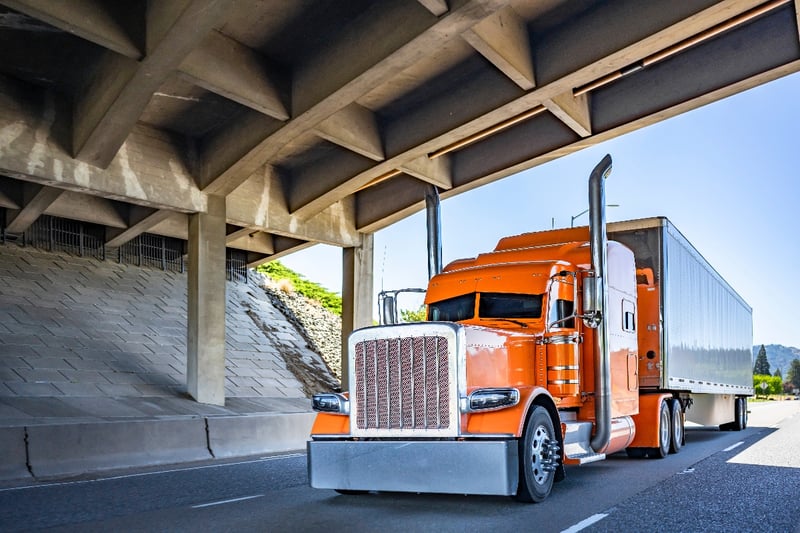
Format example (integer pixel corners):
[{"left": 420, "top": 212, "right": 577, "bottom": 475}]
[
  {"left": 0, "top": 453, "right": 306, "bottom": 493},
  {"left": 561, "top": 513, "right": 609, "bottom": 533},
  {"left": 723, "top": 441, "right": 744, "bottom": 452},
  {"left": 191, "top": 494, "right": 264, "bottom": 509}
]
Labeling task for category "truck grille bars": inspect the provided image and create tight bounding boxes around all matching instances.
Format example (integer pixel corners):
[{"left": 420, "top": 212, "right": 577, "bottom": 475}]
[{"left": 354, "top": 335, "right": 451, "bottom": 432}]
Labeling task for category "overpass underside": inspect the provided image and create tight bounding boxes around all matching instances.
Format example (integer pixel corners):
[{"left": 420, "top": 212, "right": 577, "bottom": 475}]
[{"left": 0, "top": 0, "right": 798, "bottom": 404}]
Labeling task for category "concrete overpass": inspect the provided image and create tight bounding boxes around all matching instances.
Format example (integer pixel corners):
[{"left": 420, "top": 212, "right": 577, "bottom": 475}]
[{"left": 1, "top": 0, "right": 799, "bottom": 405}]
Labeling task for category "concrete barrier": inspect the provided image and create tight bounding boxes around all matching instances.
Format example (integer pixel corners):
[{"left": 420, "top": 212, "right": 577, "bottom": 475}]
[
  {"left": 0, "top": 427, "right": 32, "bottom": 481},
  {"left": 207, "top": 412, "right": 315, "bottom": 458},
  {"left": 26, "top": 418, "right": 212, "bottom": 479}
]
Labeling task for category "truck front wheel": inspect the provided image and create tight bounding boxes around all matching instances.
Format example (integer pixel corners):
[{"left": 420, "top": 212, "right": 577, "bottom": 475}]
[{"left": 514, "top": 405, "right": 558, "bottom": 503}]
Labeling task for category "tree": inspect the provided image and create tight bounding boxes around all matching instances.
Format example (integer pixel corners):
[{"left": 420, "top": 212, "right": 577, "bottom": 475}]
[
  {"left": 774, "top": 367, "right": 782, "bottom": 379},
  {"left": 753, "top": 374, "right": 782, "bottom": 396},
  {"left": 753, "top": 344, "right": 770, "bottom": 375},
  {"left": 400, "top": 306, "right": 426, "bottom": 323},
  {"left": 786, "top": 358, "right": 800, "bottom": 391}
]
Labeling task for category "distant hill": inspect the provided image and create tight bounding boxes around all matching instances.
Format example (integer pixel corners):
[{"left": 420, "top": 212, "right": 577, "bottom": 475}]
[{"left": 752, "top": 344, "right": 800, "bottom": 375}]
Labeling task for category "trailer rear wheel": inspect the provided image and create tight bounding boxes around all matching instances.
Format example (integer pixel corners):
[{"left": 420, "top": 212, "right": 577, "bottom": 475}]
[
  {"left": 515, "top": 406, "right": 558, "bottom": 503},
  {"left": 668, "top": 399, "right": 683, "bottom": 454},
  {"left": 733, "top": 397, "right": 747, "bottom": 431},
  {"left": 740, "top": 397, "right": 748, "bottom": 429},
  {"left": 649, "top": 399, "right": 671, "bottom": 459}
]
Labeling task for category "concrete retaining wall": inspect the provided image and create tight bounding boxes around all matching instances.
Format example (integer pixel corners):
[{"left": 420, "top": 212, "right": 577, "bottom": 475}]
[
  {"left": 26, "top": 418, "right": 212, "bottom": 479},
  {"left": 207, "top": 412, "right": 315, "bottom": 458},
  {"left": 0, "top": 427, "right": 32, "bottom": 481},
  {"left": 0, "top": 412, "right": 315, "bottom": 482}
]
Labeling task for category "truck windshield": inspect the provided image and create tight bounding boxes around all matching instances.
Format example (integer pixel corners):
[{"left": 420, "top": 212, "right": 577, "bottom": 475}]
[
  {"left": 428, "top": 293, "right": 475, "bottom": 321},
  {"left": 479, "top": 292, "right": 542, "bottom": 319},
  {"left": 428, "top": 292, "right": 543, "bottom": 322}
]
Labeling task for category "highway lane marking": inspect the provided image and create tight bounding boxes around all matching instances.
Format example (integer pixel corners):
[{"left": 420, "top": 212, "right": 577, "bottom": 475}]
[
  {"left": 191, "top": 494, "right": 264, "bottom": 509},
  {"left": 723, "top": 441, "right": 744, "bottom": 452},
  {"left": 561, "top": 513, "right": 608, "bottom": 533},
  {"left": 0, "top": 453, "right": 306, "bottom": 493}
]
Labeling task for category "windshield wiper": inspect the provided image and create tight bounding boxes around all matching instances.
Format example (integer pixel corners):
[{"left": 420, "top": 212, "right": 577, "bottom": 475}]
[{"left": 480, "top": 318, "right": 528, "bottom": 328}]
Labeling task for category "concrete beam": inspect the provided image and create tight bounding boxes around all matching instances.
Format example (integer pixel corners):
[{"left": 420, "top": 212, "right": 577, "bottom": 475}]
[
  {"left": 0, "top": 0, "right": 142, "bottom": 58},
  {"left": 341, "top": 233, "right": 374, "bottom": 390},
  {"left": 187, "top": 194, "right": 227, "bottom": 406},
  {"left": 290, "top": 57, "right": 520, "bottom": 219},
  {"left": 5, "top": 183, "right": 64, "bottom": 233},
  {"left": 0, "top": 184, "right": 19, "bottom": 209},
  {"left": 225, "top": 166, "right": 361, "bottom": 247},
  {"left": 357, "top": 14, "right": 800, "bottom": 233},
  {"left": 314, "top": 104, "right": 385, "bottom": 161},
  {"left": 198, "top": 0, "right": 510, "bottom": 198},
  {"left": 462, "top": 6, "right": 535, "bottom": 90},
  {"left": 179, "top": 30, "right": 289, "bottom": 121},
  {"left": 418, "top": 0, "right": 448, "bottom": 17},
  {"left": 286, "top": 149, "right": 375, "bottom": 216},
  {"left": 794, "top": 0, "right": 800, "bottom": 42},
  {"left": 47, "top": 191, "right": 127, "bottom": 229},
  {"left": 399, "top": 154, "right": 453, "bottom": 190},
  {"left": 0, "top": 79, "right": 205, "bottom": 213},
  {"left": 73, "top": 0, "right": 233, "bottom": 168},
  {"left": 106, "top": 207, "right": 173, "bottom": 247},
  {"left": 543, "top": 90, "right": 592, "bottom": 137},
  {"left": 226, "top": 228, "right": 275, "bottom": 255},
  {"left": 295, "top": 0, "right": 774, "bottom": 222},
  {"left": 247, "top": 237, "right": 314, "bottom": 267}
]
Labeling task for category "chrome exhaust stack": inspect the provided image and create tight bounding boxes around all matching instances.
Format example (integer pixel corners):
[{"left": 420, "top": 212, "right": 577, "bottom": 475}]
[
  {"left": 587, "top": 154, "right": 613, "bottom": 453},
  {"left": 426, "top": 185, "right": 442, "bottom": 279}
]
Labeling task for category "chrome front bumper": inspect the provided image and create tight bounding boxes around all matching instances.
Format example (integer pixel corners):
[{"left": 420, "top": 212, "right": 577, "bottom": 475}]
[{"left": 307, "top": 439, "right": 519, "bottom": 496}]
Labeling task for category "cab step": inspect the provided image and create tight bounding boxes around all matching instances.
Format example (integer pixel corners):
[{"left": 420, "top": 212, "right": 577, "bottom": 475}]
[{"left": 562, "top": 421, "right": 606, "bottom": 465}]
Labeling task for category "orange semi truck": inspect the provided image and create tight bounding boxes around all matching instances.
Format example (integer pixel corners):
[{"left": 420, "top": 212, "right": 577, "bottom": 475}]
[{"left": 308, "top": 155, "right": 753, "bottom": 502}]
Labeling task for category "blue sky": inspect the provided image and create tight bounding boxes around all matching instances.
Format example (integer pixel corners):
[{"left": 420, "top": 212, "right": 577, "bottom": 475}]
[{"left": 282, "top": 71, "right": 800, "bottom": 349}]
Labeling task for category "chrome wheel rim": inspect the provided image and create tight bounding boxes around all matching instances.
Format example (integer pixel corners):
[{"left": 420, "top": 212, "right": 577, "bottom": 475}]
[
  {"left": 660, "top": 406, "right": 670, "bottom": 449},
  {"left": 530, "top": 424, "right": 551, "bottom": 485}
]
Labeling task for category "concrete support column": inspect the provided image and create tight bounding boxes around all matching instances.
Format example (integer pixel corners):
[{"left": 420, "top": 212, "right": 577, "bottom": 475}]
[
  {"left": 187, "top": 195, "right": 227, "bottom": 405},
  {"left": 341, "top": 233, "right": 374, "bottom": 390}
]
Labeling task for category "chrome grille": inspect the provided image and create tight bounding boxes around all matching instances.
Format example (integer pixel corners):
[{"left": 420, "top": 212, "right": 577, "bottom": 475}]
[{"left": 354, "top": 335, "right": 450, "bottom": 431}]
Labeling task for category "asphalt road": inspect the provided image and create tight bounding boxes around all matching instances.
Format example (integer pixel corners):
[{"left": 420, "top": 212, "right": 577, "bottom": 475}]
[{"left": 1, "top": 401, "right": 798, "bottom": 533}]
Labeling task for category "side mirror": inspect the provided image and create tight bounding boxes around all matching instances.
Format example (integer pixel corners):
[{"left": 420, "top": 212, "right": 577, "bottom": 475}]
[
  {"left": 381, "top": 295, "right": 398, "bottom": 325},
  {"left": 582, "top": 275, "right": 601, "bottom": 329}
]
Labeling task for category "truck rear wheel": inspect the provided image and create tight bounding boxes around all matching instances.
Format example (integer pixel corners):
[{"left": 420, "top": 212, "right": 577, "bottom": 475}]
[
  {"left": 668, "top": 399, "right": 683, "bottom": 454},
  {"left": 514, "top": 405, "right": 558, "bottom": 503},
  {"left": 649, "top": 399, "right": 671, "bottom": 459}
]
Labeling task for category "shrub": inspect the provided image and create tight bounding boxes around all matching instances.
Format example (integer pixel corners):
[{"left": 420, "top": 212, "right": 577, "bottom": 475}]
[{"left": 257, "top": 261, "right": 342, "bottom": 315}]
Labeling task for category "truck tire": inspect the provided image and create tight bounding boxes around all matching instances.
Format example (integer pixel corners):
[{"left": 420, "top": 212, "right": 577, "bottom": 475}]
[
  {"left": 515, "top": 405, "right": 558, "bottom": 503},
  {"left": 733, "top": 397, "right": 746, "bottom": 431},
  {"left": 649, "top": 399, "right": 671, "bottom": 459},
  {"left": 740, "top": 397, "right": 748, "bottom": 429},
  {"left": 668, "top": 399, "right": 683, "bottom": 454},
  {"left": 722, "top": 397, "right": 748, "bottom": 431}
]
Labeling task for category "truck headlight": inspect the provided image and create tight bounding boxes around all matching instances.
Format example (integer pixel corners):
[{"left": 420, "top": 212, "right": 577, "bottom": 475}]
[
  {"left": 462, "top": 388, "right": 520, "bottom": 412},
  {"left": 312, "top": 393, "right": 350, "bottom": 415}
]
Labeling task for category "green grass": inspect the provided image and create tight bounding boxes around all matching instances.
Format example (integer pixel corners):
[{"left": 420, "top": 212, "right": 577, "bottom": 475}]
[{"left": 256, "top": 261, "right": 342, "bottom": 316}]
